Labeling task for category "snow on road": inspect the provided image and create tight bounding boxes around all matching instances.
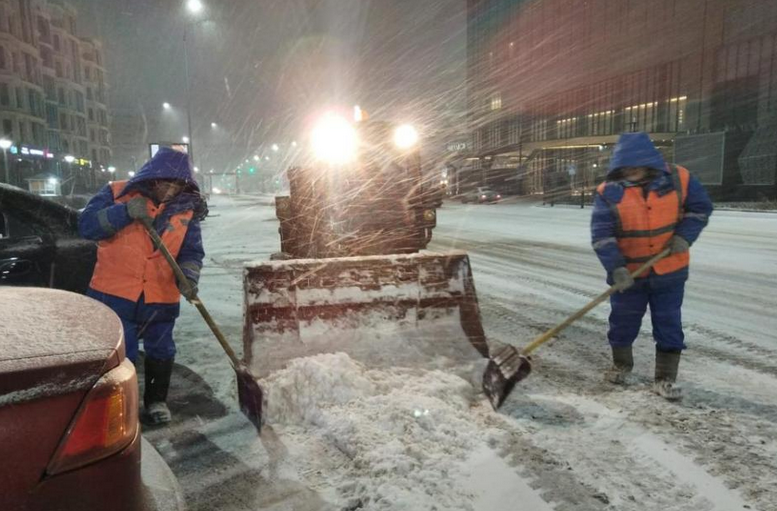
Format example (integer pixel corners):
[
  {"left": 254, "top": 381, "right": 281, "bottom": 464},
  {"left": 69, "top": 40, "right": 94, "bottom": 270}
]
[{"left": 146, "top": 195, "right": 777, "bottom": 511}]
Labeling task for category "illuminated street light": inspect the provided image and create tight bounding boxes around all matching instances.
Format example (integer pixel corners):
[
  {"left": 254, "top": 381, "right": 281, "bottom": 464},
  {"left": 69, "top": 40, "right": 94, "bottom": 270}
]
[
  {"left": 128, "top": 171, "right": 136, "bottom": 177},
  {"left": 108, "top": 166, "right": 116, "bottom": 174},
  {"left": 183, "top": 136, "right": 190, "bottom": 143},
  {"left": 64, "top": 155, "right": 75, "bottom": 164},
  {"left": 291, "top": 141, "right": 298, "bottom": 147},
  {"left": 265, "top": 156, "right": 270, "bottom": 161},
  {"left": 394, "top": 124, "right": 419, "bottom": 150},
  {"left": 194, "top": 166, "right": 200, "bottom": 173},
  {"left": 271, "top": 144, "right": 279, "bottom": 152},
  {"left": 186, "top": 0, "right": 203, "bottom": 14},
  {"left": 211, "top": 122, "right": 217, "bottom": 128},
  {"left": 253, "top": 155, "right": 260, "bottom": 162},
  {"left": 0, "top": 138, "right": 12, "bottom": 151},
  {"left": 163, "top": 102, "right": 172, "bottom": 110},
  {"left": 48, "top": 177, "right": 58, "bottom": 185}
]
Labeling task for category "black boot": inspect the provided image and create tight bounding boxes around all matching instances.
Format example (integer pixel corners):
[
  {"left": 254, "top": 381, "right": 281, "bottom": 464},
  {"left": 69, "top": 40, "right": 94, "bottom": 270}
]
[
  {"left": 654, "top": 349, "right": 682, "bottom": 401},
  {"left": 143, "top": 357, "right": 174, "bottom": 425},
  {"left": 604, "top": 345, "right": 634, "bottom": 384}
]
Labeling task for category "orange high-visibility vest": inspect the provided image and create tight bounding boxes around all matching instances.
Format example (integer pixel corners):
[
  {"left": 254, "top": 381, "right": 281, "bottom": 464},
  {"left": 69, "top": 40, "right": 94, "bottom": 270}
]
[
  {"left": 597, "top": 165, "right": 691, "bottom": 277},
  {"left": 89, "top": 181, "right": 194, "bottom": 304}
]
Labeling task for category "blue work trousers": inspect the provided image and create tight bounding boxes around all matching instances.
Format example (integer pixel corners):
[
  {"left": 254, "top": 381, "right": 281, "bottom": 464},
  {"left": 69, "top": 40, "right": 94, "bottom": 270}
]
[
  {"left": 608, "top": 276, "right": 686, "bottom": 352},
  {"left": 87, "top": 289, "right": 178, "bottom": 363}
]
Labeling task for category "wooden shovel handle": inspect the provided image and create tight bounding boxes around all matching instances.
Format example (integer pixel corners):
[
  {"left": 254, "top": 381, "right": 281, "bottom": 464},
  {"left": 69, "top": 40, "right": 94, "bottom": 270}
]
[
  {"left": 141, "top": 220, "right": 242, "bottom": 369},
  {"left": 520, "top": 248, "right": 671, "bottom": 356}
]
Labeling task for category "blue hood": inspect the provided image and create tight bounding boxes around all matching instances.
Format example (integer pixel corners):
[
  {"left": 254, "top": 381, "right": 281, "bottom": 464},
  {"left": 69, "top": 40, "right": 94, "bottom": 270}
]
[
  {"left": 118, "top": 148, "right": 198, "bottom": 198},
  {"left": 607, "top": 132, "right": 667, "bottom": 178}
]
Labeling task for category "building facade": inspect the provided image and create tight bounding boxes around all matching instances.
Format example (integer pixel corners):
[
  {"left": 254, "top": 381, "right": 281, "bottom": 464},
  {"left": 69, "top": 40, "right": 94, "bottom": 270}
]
[
  {"left": 464, "top": 0, "right": 777, "bottom": 200},
  {"left": 0, "top": 0, "right": 112, "bottom": 193}
]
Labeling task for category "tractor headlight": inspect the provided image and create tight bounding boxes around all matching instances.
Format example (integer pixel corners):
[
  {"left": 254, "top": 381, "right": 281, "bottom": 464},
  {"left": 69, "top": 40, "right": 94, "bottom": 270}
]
[
  {"left": 393, "top": 124, "right": 419, "bottom": 150},
  {"left": 311, "top": 114, "right": 358, "bottom": 164}
]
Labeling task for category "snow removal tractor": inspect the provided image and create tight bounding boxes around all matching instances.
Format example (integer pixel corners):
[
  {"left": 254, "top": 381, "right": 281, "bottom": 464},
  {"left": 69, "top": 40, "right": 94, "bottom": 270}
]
[{"left": 241, "top": 114, "right": 490, "bottom": 387}]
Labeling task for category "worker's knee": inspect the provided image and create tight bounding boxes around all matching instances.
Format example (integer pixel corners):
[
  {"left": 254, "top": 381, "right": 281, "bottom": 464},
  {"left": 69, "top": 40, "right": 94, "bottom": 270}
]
[{"left": 141, "top": 321, "right": 177, "bottom": 360}]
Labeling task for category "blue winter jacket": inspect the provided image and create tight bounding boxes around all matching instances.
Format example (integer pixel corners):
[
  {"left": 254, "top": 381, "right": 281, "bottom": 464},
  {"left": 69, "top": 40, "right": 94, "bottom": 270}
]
[
  {"left": 79, "top": 148, "right": 207, "bottom": 320},
  {"left": 591, "top": 132, "right": 713, "bottom": 283}
]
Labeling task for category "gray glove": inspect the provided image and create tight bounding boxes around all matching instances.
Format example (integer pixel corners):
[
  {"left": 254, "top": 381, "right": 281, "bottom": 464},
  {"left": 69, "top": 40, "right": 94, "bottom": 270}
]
[
  {"left": 126, "top": 196, "right": 151, "bottom": 222},
  {"left": 667, "top": 235, "right": 690, "bottom": 254},
  {"left": 612, "top": 267, "right": 635, "bottom": 292},
  {"left": 178, "top": 278, "right": 198, "bottom": 301}
]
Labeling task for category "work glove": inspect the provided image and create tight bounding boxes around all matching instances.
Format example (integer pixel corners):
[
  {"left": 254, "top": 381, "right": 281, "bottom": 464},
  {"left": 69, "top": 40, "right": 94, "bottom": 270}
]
[
  {"left": 612, "top": 267, "right": 635, "bottom": 292},
  {"left": 178, "top": 278, "right": 198, "bottom": 301},
  {"left": 126, "top": 196, "right": 152, "bottom": 223},
  {"left": 666, "top": 235, "right": 690, "bottom": 254}
]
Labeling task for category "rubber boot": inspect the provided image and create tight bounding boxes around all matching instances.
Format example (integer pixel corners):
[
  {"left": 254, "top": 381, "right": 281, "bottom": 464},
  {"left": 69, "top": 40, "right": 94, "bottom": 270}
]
[
  {"left": 143, "top": 357, "right": 174, "bottom": 425},
  {"left": 653, "top": 350, "right": 682, "bottom": 401},
  {"left": 604, "top": 345, "right": 633, "bottom": 385}
]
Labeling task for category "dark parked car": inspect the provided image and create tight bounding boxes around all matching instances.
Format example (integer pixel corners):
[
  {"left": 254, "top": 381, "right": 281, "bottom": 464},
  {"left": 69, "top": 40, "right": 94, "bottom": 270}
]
[
  {"left": 0, "top": 184, "right": 96, "bottom": 291},
  {"left": 461, "top": 186, "right": 502, "bottom": 204},
  {"left": 0, "top": 287, "right": 184, "bottom": 511}
]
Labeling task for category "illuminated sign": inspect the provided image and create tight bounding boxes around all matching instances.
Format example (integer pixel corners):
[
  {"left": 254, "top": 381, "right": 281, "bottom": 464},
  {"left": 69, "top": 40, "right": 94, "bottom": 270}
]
[
  {"left": 150, "top": 143, "right": 190, "bottom": 158},
  {"left": 17, "top": 146, "right": 50, "bottom": 158},
  {"left": 446, "top": 141, "right": 469, "bottom": 152}
]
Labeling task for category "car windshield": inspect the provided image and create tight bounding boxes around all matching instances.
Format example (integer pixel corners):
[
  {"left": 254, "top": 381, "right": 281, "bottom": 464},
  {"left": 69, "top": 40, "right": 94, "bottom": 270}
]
[{"left": 2, "top": 2, "right": 776, "bottom": 511}]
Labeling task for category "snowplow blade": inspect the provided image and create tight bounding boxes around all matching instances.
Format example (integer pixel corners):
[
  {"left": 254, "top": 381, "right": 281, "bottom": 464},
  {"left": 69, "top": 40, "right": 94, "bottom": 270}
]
[{"left": 243, "top": 251, "right": 489, "bottom": 378}]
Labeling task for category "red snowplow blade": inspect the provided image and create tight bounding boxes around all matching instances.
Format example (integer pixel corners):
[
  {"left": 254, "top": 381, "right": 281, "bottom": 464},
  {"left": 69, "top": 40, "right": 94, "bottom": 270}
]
[{"left": 242, "top": 251, "right": 488, "bottom": 377}]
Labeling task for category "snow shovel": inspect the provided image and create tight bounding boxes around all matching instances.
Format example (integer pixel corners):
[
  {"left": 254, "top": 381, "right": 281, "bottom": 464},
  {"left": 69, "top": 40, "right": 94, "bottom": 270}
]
[
  {"left": 483, "top": 248, "right": 672, "bottom": 410},
  {"left": 141, "top": 220, "right": 264, "bottom": 433}
]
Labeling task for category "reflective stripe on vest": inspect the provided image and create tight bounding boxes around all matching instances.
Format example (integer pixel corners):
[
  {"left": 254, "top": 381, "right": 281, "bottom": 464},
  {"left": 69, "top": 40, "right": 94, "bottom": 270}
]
[
  {"left": 89, "top": 180, "right": 194, "bottom": 304},
  {"left": 596, "top": 165, "right": 691, "bottom": 277}
]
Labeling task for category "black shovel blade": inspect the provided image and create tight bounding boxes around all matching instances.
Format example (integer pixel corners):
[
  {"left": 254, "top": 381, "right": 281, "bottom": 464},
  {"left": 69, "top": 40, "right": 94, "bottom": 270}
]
[
  {"left": 482, "top": 345, "right": 533, "bottom": 410},
  {"left": 236, "top": 366, "right": 264, "bottom": 433}
]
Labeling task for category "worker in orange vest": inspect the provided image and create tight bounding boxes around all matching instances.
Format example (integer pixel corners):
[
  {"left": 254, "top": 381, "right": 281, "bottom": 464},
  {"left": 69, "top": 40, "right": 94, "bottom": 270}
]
[
  {"left": 591, "top": 132, "right": 712, "bottom": 400},
  {"left": 79, "top": 148, "right": 207, "bottom": 424}
]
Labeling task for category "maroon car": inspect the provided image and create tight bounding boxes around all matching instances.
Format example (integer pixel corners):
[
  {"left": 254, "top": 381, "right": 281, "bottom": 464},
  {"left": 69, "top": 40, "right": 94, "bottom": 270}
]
[{"left": 0, "top": 287, "right": 183, "bottom": 511}]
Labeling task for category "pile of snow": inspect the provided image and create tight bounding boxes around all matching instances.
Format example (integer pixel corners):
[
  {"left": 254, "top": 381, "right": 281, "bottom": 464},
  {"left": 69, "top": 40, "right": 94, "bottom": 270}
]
[{"left": 262, "top": 352, "right": 505, "bottom": 510}]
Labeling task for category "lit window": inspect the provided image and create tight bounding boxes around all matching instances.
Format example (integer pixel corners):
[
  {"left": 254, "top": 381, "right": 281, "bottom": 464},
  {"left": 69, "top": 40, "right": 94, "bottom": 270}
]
[{"left": 490, "top": 93, "right": 502, "bottom": 111}]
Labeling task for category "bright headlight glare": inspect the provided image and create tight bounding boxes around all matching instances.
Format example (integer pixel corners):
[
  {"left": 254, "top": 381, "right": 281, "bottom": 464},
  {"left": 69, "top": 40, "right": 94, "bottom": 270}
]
[
  {"left": 394, "top": 124, "right": 419, "bottom": 149},
  {"left": 311, "top": 114, "right": 358, "bottom": 164}
]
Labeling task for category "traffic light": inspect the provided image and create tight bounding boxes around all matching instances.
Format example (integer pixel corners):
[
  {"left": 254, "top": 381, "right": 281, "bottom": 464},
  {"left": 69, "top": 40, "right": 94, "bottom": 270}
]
[{"left": 249, "top": 167, "right": 256, "bottom": 174}]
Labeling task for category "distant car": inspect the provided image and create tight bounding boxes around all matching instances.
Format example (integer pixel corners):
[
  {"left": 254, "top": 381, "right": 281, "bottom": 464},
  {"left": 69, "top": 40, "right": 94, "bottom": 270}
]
[
  {"left": 0, "top": 184, "right": 96, "bottom": 292},
  {"left": 461, "top": 187, "right": 502, "bottom": 204},
  {"left": 0, "top": 287, "right": 184, "bottom": 511}
]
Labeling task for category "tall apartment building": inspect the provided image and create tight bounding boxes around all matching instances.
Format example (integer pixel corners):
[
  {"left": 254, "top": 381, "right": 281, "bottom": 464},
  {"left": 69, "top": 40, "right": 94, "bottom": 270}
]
[
  {"left": 80, "top": 37, "right": 110, "bottom": 166},
  {"left": 463, "top": 0, "right": 777, "bottom": 200},
  {"left": 0, "top": 0, "right": 112, "bottom": 192}
]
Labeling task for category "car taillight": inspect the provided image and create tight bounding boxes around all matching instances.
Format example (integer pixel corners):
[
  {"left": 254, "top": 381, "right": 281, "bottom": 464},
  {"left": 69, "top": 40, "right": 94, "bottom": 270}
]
[
  {"left": 497, "top": 195, "right": 502, "bottom": 199},
  {"left": 47, "top": 359, "right": 138, "bottom": 475}
]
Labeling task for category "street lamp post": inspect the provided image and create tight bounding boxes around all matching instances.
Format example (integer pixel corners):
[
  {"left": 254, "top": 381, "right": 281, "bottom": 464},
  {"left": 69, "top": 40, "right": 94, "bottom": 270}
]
[
  {"left": 0, "top": 138, "right": 12, "bottom": 185},
  {"left": 183, "top": 0, "right": 203, "bottom": 167},
  {"left": 183, "top": 24, "right": 195, "bottom": 165},
  {"left": 64, "top": 155, "right": 75, "bottom": 195}
]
